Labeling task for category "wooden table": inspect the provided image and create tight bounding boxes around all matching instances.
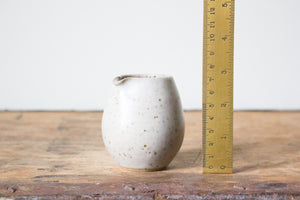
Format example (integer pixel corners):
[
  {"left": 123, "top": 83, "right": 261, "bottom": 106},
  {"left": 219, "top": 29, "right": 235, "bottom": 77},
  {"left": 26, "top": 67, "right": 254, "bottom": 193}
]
[{"left": 0, "top": 111, "right": 299, "bottom": 199}]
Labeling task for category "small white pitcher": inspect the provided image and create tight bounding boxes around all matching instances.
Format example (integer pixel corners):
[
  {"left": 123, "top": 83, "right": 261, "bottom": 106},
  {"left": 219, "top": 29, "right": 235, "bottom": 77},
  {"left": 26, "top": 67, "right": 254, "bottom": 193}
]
[{"left": 102, "top": 74, "right": 185, "bottom": 170}]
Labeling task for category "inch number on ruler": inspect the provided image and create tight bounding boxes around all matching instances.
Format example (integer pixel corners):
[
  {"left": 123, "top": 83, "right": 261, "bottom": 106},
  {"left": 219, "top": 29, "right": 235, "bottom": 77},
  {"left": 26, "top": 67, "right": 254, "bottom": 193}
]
[{"left": 202, "top": 0, "right": 234, "bottom": 174}]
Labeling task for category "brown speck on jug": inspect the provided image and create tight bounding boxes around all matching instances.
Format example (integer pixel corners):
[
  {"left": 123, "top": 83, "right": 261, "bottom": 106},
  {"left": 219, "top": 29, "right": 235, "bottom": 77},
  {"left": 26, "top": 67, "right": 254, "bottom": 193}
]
[
  {"left": 154, "top": 152, "right": 157, "bottom": 155},
  {"left": 123, "top": 153, "right": 127, "bottom": 157},
  {"left": 159, "top": 98, "right": 162, "bottom": 101},
  {"left": 144, "top": 145, "right": 147, "bottom": 148},
  {"left": 154, "top": 116, "right": 158, "bottom": 119},
  {"left": 144, "top": 130, "right": 147, "bottom": 132}
]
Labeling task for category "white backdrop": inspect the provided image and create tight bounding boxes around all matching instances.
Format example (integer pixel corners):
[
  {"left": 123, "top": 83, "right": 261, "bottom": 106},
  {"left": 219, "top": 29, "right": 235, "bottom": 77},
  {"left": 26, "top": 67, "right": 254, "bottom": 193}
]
[{"left": 0, "top": 0, "right": 299, "bottom": 110}]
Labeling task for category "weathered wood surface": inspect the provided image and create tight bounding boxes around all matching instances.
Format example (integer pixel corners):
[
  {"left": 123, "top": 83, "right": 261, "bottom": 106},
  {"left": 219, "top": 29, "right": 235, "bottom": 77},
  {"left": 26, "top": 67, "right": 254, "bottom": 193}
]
[{"left": 0, "top": 111, "right": 299, "bottom": 199}]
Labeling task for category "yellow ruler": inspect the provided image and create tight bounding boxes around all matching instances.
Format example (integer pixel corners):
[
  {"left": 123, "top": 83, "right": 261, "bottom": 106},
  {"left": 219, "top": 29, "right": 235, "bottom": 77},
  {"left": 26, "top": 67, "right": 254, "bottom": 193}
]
[{"left": 202, "top": 0, "right": 234, "bottom": 174}]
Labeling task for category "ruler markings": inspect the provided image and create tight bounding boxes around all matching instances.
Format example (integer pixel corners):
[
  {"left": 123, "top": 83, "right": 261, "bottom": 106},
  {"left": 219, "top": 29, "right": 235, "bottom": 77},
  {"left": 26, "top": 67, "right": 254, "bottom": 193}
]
[{"left": 202, "top": 0, "right": 234, "bottom": 174}]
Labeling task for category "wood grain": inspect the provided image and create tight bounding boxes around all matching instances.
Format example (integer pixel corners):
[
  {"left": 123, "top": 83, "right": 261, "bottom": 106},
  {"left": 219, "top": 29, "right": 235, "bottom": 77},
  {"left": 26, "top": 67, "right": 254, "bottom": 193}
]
[{"left": 0, "top": 111, "right": 299, "bottom": 199}]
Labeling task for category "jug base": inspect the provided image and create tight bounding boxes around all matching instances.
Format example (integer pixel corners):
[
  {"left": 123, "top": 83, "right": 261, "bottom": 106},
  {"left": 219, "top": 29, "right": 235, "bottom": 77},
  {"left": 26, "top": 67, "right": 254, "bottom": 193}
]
[{"left": 119, "top": 166, "right": 167, "bottom": 172}]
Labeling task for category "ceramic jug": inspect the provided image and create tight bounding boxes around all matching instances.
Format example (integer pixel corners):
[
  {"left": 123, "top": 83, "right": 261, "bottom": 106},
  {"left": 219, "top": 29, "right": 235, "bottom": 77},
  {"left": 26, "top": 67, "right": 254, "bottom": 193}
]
[{"left": 102, "top": 74, "right": 184, "bottom": 170}]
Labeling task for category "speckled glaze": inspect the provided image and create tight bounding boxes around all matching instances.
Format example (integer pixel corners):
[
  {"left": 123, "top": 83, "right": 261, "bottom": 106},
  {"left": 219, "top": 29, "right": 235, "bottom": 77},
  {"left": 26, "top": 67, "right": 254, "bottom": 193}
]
[{"left": 102, "top": 74, "right": 185, "bottom": 170}]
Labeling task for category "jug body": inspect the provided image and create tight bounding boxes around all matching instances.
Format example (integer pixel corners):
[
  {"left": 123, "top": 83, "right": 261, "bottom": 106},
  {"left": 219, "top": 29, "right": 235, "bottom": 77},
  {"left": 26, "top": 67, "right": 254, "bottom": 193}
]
[{"left": 102, "top": 74, "right": 184, "bottom": 170}]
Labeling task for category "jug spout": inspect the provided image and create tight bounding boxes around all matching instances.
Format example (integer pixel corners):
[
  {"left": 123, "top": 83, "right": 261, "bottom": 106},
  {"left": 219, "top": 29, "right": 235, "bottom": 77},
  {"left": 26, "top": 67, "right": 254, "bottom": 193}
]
[
  {"left": 113, "top": 75, "right": 130, "bottom": 86},
  {"left": 113, "top": 74, "right": 171, "bottom": 86}
]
